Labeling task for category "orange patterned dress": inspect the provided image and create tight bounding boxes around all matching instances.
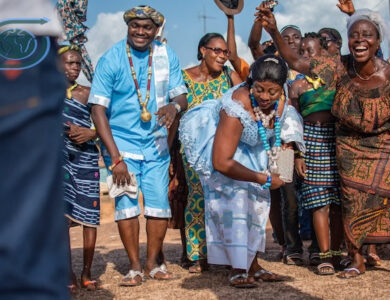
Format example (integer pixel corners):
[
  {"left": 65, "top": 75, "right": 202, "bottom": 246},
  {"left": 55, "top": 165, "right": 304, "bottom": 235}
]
[{"left": 310, "top": 55, "right": 390, "bottom": 250}]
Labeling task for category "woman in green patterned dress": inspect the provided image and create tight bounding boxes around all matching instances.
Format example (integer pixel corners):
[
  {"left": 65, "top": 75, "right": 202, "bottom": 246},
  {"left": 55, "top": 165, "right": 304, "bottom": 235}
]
[{"left": 181, "top": 33, "right": 242, "bottom": 272}]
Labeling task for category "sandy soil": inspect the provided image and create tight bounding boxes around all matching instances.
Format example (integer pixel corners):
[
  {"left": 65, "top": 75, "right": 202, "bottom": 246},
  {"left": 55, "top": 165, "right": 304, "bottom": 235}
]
[{"left": 69, "top": 195, "right": 390, "bottom": 299}]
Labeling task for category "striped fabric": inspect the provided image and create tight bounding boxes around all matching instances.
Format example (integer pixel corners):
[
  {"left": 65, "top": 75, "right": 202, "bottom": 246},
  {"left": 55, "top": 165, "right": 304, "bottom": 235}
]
[
  {"left": 63, "top": 98, "right": 100, "bottom": 226},
  {"left": 300, "top": 122, "right": 340, "bottom": 209}
]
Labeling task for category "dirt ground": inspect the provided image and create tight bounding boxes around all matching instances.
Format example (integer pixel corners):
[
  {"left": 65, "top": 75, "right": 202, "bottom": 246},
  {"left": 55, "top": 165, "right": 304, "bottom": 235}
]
[{"left": 70, "top": 195, "right": 390, "bottom": 300}]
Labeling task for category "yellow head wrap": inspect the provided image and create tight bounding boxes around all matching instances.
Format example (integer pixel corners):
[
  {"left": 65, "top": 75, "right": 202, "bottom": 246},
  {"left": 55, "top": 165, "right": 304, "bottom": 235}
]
[{"left": 57, "top": 45, "right": 80, "bottom": 56}]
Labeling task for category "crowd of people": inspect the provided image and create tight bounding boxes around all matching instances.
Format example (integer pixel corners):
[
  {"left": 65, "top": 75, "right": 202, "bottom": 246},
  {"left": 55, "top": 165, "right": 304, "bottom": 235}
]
[{"left": 56, "top": 0, "right": 390, "bottom": 293}]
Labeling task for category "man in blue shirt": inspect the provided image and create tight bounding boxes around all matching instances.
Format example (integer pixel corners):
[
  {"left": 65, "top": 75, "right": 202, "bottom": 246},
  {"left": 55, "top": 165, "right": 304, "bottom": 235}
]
[{"left": 89, "top": 5, "right": 187, "bottom": 285}]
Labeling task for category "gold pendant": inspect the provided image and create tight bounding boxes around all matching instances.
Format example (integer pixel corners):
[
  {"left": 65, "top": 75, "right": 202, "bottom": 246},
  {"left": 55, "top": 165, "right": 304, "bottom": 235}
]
[{"left": 140, "top": 104, "right": 152, "bottom": 122}]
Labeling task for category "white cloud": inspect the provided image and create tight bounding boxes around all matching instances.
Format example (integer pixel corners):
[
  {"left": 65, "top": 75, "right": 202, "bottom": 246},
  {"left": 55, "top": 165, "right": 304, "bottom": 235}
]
[
  {"left": 86, "top": 11, "right": 127, "bottom": 65},
  {"left": 233, "top": 33, "right": 254, "bottom": 66},
  {"left": 183, "top": 61, "right": 197, "bottom": 69},
  {"left": 77, "top": 11, "right": 126, "bottom": 86}
]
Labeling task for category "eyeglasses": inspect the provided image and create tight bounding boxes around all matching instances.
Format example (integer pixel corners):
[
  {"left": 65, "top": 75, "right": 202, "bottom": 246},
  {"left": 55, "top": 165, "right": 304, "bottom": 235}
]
[{"left": 203, "top": 46, "right": 230, "bottom": 57}]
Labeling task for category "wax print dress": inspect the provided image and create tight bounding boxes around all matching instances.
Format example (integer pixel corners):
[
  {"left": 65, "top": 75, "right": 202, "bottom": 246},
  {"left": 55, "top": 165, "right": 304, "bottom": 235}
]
[
  {"left": 63, "top": 97, "right": 100, "bottom": 227},
  {"left": 179, "top": 85, "right": 305, "bottom": 270},
  {"left": 181, "top": 69, "right": 232, "bottom": 262},
  {"left": 310, "top": 55, "right": 390, "bottom": 249}
]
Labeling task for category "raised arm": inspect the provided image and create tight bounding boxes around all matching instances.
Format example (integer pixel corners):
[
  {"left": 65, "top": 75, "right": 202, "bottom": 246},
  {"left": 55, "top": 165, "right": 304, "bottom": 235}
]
[
  {"left": 337, "top": 0, "right": 355, "bottom": 16},
  {"left": 257, "top": 6, "right": 311, "bottom": 75},
  {"left": 226, "top": 15, "right": 242, "bottom": 74},
  {"left": 248, "top": 10, "right": 264, "bottom": 60}
]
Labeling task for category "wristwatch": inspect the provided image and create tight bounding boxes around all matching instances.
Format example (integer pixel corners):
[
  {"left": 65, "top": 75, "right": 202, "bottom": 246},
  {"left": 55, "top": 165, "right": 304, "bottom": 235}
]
[{"left": 172, "top": 102, "right": 181, "bottom": 113}]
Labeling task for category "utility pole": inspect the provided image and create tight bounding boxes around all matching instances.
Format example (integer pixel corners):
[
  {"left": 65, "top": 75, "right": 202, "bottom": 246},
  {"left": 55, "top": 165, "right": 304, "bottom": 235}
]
[{"left": 198, "top": 5, "right": 215, "bottom": 34}]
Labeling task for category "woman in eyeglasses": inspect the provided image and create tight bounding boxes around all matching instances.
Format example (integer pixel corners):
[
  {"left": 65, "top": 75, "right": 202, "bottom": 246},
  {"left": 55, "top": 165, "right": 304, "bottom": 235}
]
[{"left": 180, "top": 32, "right": 242, "bottom": 273}]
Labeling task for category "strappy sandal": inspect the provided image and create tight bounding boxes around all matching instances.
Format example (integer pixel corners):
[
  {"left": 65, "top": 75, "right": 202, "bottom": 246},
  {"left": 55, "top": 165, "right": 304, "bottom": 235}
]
[
  {"left": 81, "top": 280, "right": 99, "bottom": 291},
  {"left": 188, "top": 262, "right": 202, "bottom": 273},
  {"left": 339, "top": 256, "right": 352, "bottom": 268},
  {"left": 337, "top": 267, "right": 364, "bottom": 279},
  {"left": 283, "top": 253, "right": 304, "bottom": 266},
  {"left": 309, "top": 252, "right": 321, "bottom": 266},
  {"left": 367, "top": 253, "right": 382, "bottom": 267},
  {"left": 120, "top": 270, "right": 144, "bottom": 287},
  {"left": 67, "top": 284, "right": 77, "bottom": 294},
  {"left": 316, "top": 251, "right": 335, "bottom": 275},
  {"left": 331, "top": 250, "right": 351, "bottom": 271},
  {"left": 68, "top": 273, "right": 78, "bottom": 294},
  {"left": 253, "top": 269, "right": 284, "bottom": 282},
  {"left": 188, "top": 259, "right": 208, "bottom": 273},
  {"left": 229, "top": 273, "right": 257, "bottom": 288},
  {"left": 146, "top": 264, "right": 180, "bottom": 281}
]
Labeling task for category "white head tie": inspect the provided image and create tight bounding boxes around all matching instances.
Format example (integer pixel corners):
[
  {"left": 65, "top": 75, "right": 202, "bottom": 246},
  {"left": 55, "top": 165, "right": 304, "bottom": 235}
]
[{"left": 347, "top": 9, "right": 388, "bottom": 43}]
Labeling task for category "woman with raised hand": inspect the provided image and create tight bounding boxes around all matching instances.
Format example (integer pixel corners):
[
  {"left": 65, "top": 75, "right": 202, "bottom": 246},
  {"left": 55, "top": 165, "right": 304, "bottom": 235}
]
[
  {"left": 258, "top": 2, "right": 390, "bottom": 278},
  {"left": 179, "top": 55, "right": 305, "bottom": 287},
  {"left": 181, "top": 33, "right": 242, "bottom": 273}
]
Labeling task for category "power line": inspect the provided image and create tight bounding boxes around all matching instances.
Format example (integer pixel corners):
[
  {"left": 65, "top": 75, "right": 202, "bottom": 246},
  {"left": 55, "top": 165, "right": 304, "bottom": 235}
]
[{"left": 198, "top": 5, "right": 215, "bottom": 34}]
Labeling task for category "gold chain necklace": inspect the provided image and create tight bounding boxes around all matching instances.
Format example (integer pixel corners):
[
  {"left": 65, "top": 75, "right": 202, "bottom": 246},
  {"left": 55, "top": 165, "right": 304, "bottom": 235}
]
[
  {"left": 353, "top": 60, "right": 378, "bottom": 81},
  {"left": 126, "top": 43, "right": 153, "bottom": 122}
]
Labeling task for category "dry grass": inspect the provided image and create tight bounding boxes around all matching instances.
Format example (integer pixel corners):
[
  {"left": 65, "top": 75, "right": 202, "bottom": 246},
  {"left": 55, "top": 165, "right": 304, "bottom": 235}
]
[{"left": 69, "top": 196, "right": 390, "bottom": 299}]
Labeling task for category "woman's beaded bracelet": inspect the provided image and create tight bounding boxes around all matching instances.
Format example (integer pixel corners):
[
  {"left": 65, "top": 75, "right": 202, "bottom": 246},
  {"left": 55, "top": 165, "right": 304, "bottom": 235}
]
[
  {"left": 108, "top": 155, "right": 123, "bottom": 171},
  {"left": 261, "top": 172, "right": 272, "bottom": 189}
]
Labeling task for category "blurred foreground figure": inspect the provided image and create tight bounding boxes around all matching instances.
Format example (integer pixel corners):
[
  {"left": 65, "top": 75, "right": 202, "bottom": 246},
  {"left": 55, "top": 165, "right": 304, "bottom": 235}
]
[{"left": 0, "top": 0, "right": 69, "bottom": 299}]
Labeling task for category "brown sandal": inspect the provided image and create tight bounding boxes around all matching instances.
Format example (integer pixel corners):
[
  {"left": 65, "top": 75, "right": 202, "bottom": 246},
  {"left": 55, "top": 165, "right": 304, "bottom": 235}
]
[
  {"left": 283, "top": 253, "right": 304, "bottom": 266},
  {"left": 230, "top": 273, "right": 257, "bottom": 288},
  {"left": 367, "top": 253, "right": 381, "bottom": 266},
  {"left": 337, "top": 267, "right": 364, "bottom": 279}
]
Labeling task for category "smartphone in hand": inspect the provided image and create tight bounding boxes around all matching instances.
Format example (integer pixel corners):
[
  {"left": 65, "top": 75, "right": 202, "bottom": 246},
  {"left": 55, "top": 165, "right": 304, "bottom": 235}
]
[{"left": 265, "top": 0, "right": 278, "bottom": 11}]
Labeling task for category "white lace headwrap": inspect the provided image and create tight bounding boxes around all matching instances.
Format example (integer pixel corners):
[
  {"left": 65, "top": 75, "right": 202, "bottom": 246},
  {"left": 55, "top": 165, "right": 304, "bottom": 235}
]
[{"left": 347, "top": 9, "right": 389, "bottom": 43}]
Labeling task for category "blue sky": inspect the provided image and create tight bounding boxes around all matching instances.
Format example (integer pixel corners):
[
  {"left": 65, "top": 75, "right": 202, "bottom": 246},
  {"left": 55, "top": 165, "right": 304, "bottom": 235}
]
[{"left": 51, "top": 0, "right": 389, "bottom": 83}]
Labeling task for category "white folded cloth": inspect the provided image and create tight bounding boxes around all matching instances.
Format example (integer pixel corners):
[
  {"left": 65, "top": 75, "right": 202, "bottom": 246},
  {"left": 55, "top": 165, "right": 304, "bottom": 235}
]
[{"left": 106, "top": 172, "right": 138, "bottom": 199}]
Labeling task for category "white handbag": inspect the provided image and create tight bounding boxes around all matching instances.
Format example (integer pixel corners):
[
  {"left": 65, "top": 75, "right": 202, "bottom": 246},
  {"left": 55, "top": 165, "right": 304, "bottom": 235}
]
[
  {"left": 106, "top": 172, "right": 138, "bottom": 199},
  {"left": 276, "top": 148, "right": 294, "bottom": 183}
]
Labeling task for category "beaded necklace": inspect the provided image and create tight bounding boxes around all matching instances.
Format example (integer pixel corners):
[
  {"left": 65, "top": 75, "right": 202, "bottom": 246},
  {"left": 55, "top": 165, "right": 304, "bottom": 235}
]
[
  {"left": 66, "top": 82, "right": 78, "bottom": 99},
  {"left": 250, "top": 93, "right": 282, "bottom": 179},
  {"left": 126, "top": 43, "right": 153, "bottom": 122}
]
